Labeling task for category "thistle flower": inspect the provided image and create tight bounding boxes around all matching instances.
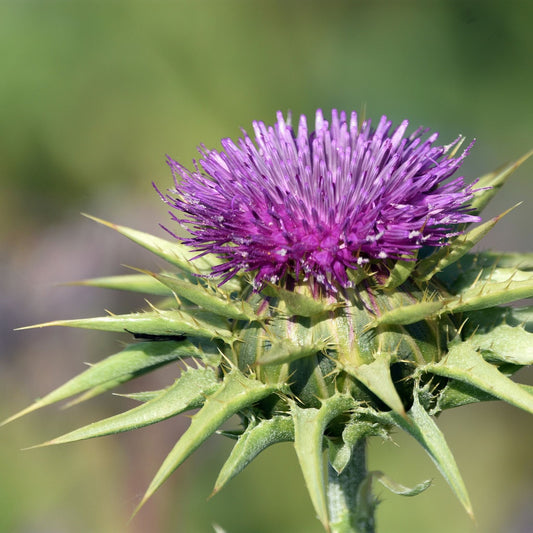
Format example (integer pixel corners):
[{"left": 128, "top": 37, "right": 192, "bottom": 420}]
[
  {"left": 6, "top": 110, "right": 533, "bottom": 533},
  {"left": 160, "top": 111, "right": 479, "bottom": 293}
]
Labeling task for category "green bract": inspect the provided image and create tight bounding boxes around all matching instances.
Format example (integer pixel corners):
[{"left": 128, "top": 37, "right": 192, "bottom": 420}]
[{"left": 6, "top": 153, "right": 533, "bottom": 532}]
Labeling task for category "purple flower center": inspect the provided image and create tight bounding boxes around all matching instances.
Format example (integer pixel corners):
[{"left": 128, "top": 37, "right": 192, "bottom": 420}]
[{"left": 159, "top": 110, "right": 479, "bottom": 292}]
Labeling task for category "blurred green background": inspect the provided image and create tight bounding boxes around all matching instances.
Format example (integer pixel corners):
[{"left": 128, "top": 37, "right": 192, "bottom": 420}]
[{"left": 1, "top": 1, "right": 532, "bottom": 532}]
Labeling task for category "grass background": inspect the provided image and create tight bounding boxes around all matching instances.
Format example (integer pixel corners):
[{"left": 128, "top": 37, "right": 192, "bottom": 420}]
[{"left": 1, "top": 1, "right": 532, "bottom": 532}]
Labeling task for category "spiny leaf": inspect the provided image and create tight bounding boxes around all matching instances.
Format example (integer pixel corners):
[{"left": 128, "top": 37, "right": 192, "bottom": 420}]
[
  {"left": 34, "top": 367, "right": 220, "bottom": 446},
  {"left": 83, "top": 214, "right": 242, "bottom": 293},
  {"left": 368, "top": 300, "right": 444, "bottom": 327},
  {"left": 383, "top": 258, "right": 417, "bottom": 289},
  {"left": 18, "top": 309, "right": 234, "bottom": 343},
  {"left": 423, "top": 340, "right": 533, "bottom": 416},
  {"left": 469, "top": 150, "right": 533, "bottom": 215},
  {"left": 64, "top": 274, "right": 173, "bottom": 296},
  {"left": 416, "top": 206, "right": 517, "bottom": 282},
  {"left": 256, "top": 338, "right": 329, "bottom": 366},
  {"left": 291, "top": 394, "right": 357, "bottom": 532},
  {"left": 1, "top": 341, "right": 201, "bottom": 426},
  {"left": 437, "top": 380, "right": 533, "bottom": 411},
  {"left": 468, "top": 324, "right": 533, "bottom": 365},
  {"left": 153, "top": 271, "right": 257, "bottom": 321},
  {"left": 114, "top": 390, "right": 166, "bottom": 403},
  {"left": 448, "top": 274, "right": 533, "bottom": 313},
  {"left": 83, "top": 214, "right": 216, "bottom": 274},
  {"left": 263, "top": 283, "right": 339, "bottom": 317},
  {"left": 435, "top": 252, "right": 533, "bottom": 289},
  {"left": 135, "top": 370, "right": 278, "bottom": 514},
  {"left": 341, "top": 352, "right": 406, "bottom": 417},
  {"left": 213, "top": 416, "right": 294, "bottom": 495},
  {"left": 380, "top": 393, "right": 473, "bottom": 518}
]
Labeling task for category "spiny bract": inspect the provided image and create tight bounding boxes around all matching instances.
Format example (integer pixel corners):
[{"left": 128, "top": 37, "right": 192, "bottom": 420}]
[{"left": 6, "top": 111, "right": 533, "bottom": 532}]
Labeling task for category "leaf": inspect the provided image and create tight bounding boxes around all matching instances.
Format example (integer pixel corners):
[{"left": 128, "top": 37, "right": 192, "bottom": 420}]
[
  {"left": 448, "top": 274, "right": 533, "bottom": 313},
  {"left": 34, "top": 367, "right": 220, "bottom": 446},
  {"left": 256, "top": 339, "right": 328, "bottom": 366},
  {"left": 383, "top": 259, "right": 417, "bottom": 289},
  {"left": 263, "top": 283, "right": 339, "bottom": 317},
  {"left": 369, "top": 301, "right": 444, "bottom": 327},
  {"left": 437, "top": 251, "right": 533, "bottom": 288},
  {"left": 469, "top": 150, "right": 533, "bottom": 215},
  {"left": 341, "top": 353, "right": 406, "bottom": 416},
  {"left": 213, "top": 416, "right": 294, "bottom": 494},
  {"left": 1, "top": 341, "right": 201, "bottom": 426},
  {"left": 291, "top": 394, "right": 356, "bottom": 531},
  {"left": 468, "top": 324, "right": 533, "bottom": 365},
  {"left": 437, "top": 380, "right": 533, "bottom": 411},
  {"left": 18, "top": 309, "right": 234, "bottom": 343},
  {"left": 153, "top": 271, "right": 257, "bottom": 321},
  {"left": 135, "top": 370, "right": 278, "bottom": 514},
  {"left": 416, "top": 207, "right": 516, "bottom": 282},
  {"left": 83, "top": 214, "right": 242, "bottom": 293},
  {"left": 380, "top": 394, "right": 473, "bottom": 517},
  {"left": 371, "top": 470, "right": 431, "bottom": 496},
  {"left": 65, "top": 274, "right": 173, "bottom": 296},
  {"left": 424, "top": 340, "right": 533, "bottom": 415}
]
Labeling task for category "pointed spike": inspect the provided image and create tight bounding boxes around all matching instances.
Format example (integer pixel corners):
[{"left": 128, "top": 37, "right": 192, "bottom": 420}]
[
  {"left": 1, "top": 340, "right": 206, "bottom": 426},
  {"left": 137, "top": 370, "right": 277, "bottom": 509},
  {"left": 16, "top": 309, "right": 234, "bottom": 342},
  {"left": 154, "top": 271, "right": 257, "bottom": 321},
  {"left": 382, "top": 393, "right": 474, "bottom": 518},
  {"left": 291, "top": 394, "right": 356, "bottom": 531},
  {"left": 416, "top": 205, "right": 519, "bottom": 281},
  {"left": 424, "top": 341, "right": 533, "bottom": 416},
  {"left": 367, "top": 300, "right": 444, "bottom": 328},
  {"left": 37, "top": 367, "right": 221, "bottom": 446},
  {"left": 212, "top": 416, "right": 294, "bottom": 495},
  {"left": 341, "top": 353, "right": 406, "bottom": 417},
  {"left": 63, "top": 273, "right": 172, "bottom": 296},
  {"left": 470, "top": 149, "right": 533, "bottom": 215},
  {"left": 81, "top": 214, "right": 244, "bottom": 294}
]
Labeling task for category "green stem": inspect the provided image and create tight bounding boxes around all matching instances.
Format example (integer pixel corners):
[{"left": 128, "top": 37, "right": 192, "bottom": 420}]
[{"left": 327, "top": 439, "right": 376, "bottom": 533}]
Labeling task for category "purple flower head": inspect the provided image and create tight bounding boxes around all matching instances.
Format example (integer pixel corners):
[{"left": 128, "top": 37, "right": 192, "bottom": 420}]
[{"left": 160, "top": 110, "right": 480, "bottom": 293}]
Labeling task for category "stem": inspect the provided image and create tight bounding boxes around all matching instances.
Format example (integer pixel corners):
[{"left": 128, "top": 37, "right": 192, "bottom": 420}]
[{"left": 327, "top": 439, "right": 376, "bottom": 533}]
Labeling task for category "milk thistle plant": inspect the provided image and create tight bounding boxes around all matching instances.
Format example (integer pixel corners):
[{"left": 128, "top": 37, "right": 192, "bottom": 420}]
[{"left": 6, "top": 110, "right": 533, "bottom": 532}]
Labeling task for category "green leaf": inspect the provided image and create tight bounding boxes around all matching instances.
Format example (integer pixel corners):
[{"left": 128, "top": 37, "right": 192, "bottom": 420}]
[
  {"left": 153, "top": 272, "right": 257, "bottom": 321},
  {"left": 469, "top": 150, "right": 533, "bottom": 215},
  {"left": 370, "top": 470, "right": 431, "bottom": 496},
  {"left": 436, "top": 251, "right": 533, "bottom": 289},
  {"left": 213, "top": 416, "right": 294, "bottom": 494},
  {"left": 256, "top": 339, "right": 328, "bottom": 366},
  {"left": 83, "top": 214, "right": 242, "bottom": 293},
  {"left": 437, "top": 380, "right": 533, "bottom": 411},
  {"left": 368, "top": 300, "right": 444, "bottom": 327},
  {"left": 416, "top": 207, "right": 516, "bottom": 282},
  {"left": 424, "top": 340, "right": 533, "bottom": 415},
  {"left": 447, "top": 272, "right": 533, "bottom": 313},
  {"left": 1, "top": 341, "right": 201, "bottom": 426},
  {"left": 263, "top": 283, "right": 339, "bottom": 317},
  {"left": 341, "top": 353, "right": 406, "bottom": 416},
  {"left": 36, "top": 366, "right": 220, "bottom": 446},
  {"left": 291, "top": 394, "right": 357, "bottom": 531},
  {"left": 468, "top": 324, "right": 533, "bottom": 365},
  {"left": 18, "top": 309, "right": 234, "bottom": 343},
  {"left": 135, "top": 370, "right": 278, "bottom": 514},
  {"left": 381, "top": 394, "right": 473, "bottom": 517},
  {"left": 383, "top": 258, "right": 417, "bottom": 289},
  {"left": 65, "top": 274, "right": 173, "bottom": 296}
]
